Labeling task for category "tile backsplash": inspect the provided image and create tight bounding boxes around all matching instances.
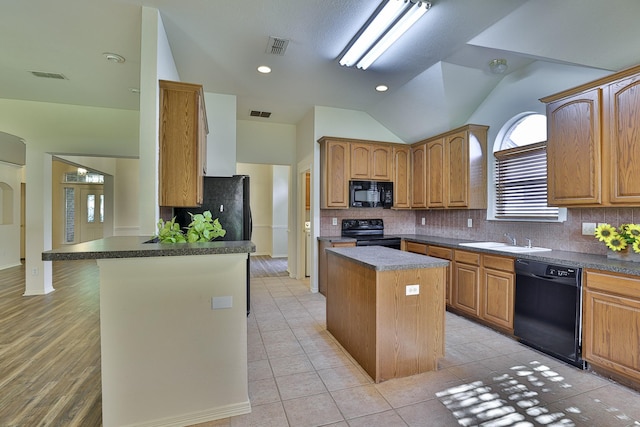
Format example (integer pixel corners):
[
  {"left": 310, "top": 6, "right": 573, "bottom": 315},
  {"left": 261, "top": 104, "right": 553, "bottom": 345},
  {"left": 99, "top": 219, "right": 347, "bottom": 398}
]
[{"left": 320, "top": 207, "right": 640, "bottom": 256}]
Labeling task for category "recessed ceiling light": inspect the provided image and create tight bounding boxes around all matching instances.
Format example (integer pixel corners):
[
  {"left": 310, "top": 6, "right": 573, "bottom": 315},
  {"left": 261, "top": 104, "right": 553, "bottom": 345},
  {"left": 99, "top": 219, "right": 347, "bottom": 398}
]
[
  {"left": 257, "top": 65, "right": 271, "bottom": 74},
  {"left": 376, "top": 84, "right": 389, "bottom": 92},
  {"left": 103, "top": 52, "right": 125, "bottom": 63}
]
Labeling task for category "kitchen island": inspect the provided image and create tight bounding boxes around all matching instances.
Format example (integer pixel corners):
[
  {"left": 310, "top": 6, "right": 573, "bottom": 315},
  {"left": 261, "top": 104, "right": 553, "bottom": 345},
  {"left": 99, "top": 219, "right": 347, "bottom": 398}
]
[
  {"left": 42, "top": 236, "right": 255, "bottom": 427},
  {"left": 325, "top": 246, "right": 449, "bottom": 383}
]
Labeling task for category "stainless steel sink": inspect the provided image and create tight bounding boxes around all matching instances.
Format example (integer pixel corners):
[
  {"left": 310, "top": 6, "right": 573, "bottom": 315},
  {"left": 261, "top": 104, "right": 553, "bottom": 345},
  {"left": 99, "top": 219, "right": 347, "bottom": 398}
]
[{"left": 459, "top": 241, "right": 551, "bottom": 253}]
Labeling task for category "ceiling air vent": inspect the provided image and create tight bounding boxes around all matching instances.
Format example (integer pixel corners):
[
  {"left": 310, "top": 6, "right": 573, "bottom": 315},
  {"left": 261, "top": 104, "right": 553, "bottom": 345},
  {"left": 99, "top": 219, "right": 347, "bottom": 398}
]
[
  {"left": 30, "top": 71, "right": 68, "bottom": 80},
  {"left": 266, "top": 36, "right": 289, "bottom": 56},
  {"left": 250, "top": 110, "right": 272, "bottom": 118}
]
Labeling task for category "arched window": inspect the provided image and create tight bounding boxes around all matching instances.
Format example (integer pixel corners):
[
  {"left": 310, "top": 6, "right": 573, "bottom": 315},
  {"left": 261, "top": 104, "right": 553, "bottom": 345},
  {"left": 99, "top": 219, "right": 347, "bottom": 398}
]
[{"left": 492, "top": 113, "right": 564, "bottom": 221}]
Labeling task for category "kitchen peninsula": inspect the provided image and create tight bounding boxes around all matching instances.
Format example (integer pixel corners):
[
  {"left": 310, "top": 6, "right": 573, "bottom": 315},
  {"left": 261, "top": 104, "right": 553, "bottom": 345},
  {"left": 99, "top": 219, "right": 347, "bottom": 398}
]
[
  {"left": 42, "top": 236, "right": 255, "bottom": 427},
  {"left": 325, "top": 246, "right": 448, "bottom": 383}
]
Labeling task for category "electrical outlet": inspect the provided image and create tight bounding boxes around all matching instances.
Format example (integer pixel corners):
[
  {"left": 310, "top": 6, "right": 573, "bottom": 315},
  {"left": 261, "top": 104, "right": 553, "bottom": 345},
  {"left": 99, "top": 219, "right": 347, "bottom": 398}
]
[
  {"left": 332, "top": 217, "right": 338, "bottom": 226},
  {"left": 467, "top": 218, "right": 473, "bottom": 228},
  {"left": 421, "top": 217, "right": 425, "bottom": 225},
  {"left": 406, "top": 284, "right": 419, "bottom": 296},
  {"left": 582, "top": 222, "right": 596, "bottom": 235}
]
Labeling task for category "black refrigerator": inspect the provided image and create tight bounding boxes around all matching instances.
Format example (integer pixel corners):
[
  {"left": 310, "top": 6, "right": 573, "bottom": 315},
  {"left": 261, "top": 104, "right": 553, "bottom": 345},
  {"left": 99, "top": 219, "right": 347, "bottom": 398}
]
[{"left": 174, "top": 175, "right": 252, "bottom": 315}]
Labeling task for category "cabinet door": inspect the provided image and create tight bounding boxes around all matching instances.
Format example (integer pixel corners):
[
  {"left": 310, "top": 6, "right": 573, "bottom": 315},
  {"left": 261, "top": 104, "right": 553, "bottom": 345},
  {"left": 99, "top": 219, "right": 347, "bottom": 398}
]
[
  {"left": 607, "top": 75, "right": 640, "bottom": 204},
  {"left": 350, "top": 143, "right": 371, "bottom": 179},
  {"left": 392, "top": 146, "right": 411, "bottom": 208},
  {"left": 411, "top": 143, "right": 427, "bottom": 208},
  {"left": 481, "top": 268, "right": 514, "bottom": 331},
  {"left": 546, "top": 89, "right": 602, "bottom": 206},
  {"left": 159, "top": 80, "right": 207, "bottom": 207},
  {"left": 446, "top": 130, "right": 469, "bottom": 207},
  {"left": 370, "top": 145, "right": 392, "bottom": 181},
  {"left": 426, "top": 138, "right": 445, "bottom": 208},
  {"left": 454, "top": 262, "right": 480, "bottom": 317},
  {"left": 583, "top": 270, "right": 640, "bottom": 382},
  {"left": 321, "top": 140, "right": 349, "bottom": 208}
]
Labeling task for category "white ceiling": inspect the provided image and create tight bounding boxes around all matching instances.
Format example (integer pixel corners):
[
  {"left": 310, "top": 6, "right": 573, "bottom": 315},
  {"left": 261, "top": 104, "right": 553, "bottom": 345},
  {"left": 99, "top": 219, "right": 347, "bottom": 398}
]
[{"left": 2, "top": 0, "right": 640, "bottom": 144}]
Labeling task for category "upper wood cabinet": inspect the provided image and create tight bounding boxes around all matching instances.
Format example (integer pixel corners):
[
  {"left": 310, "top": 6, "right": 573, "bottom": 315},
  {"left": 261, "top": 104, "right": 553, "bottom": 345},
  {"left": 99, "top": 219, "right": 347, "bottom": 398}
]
[
  {"left": 350, "top": 143, "right": 392, "bottom": 181},
  {"left": 542, "top": 64, "right": 640, "bottom": 207},
  {"left": 413, "top": 124, "right": 488, "bottom": 209},
  {"left": 410, "top": 142, "right": 427, "bottom": 209},
  {"left": 158, "top": 80, "right": 208, "bottom": 207},
  {"left": 392, "top": 145, "right": 411, "bottom": 209},
  {"left": 319, "top": 137, "right": 350, "bottom": 209}
]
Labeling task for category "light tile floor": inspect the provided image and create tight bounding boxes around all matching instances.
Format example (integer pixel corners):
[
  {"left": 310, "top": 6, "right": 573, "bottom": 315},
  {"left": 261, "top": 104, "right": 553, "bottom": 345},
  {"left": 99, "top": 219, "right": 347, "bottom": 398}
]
[{"left": 195, "top": 275, "right": 640, "bottom": 427}]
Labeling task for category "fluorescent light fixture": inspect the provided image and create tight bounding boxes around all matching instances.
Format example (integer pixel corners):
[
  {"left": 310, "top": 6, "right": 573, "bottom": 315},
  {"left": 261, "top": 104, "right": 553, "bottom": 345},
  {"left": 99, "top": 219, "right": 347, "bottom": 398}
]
[{"left": 339, "top": 0, "right": 431, "bottom": 70}]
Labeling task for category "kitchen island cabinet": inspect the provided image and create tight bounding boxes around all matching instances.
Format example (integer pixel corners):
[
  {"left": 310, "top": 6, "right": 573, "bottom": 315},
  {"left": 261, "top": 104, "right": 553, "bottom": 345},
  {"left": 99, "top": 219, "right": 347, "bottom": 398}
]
[
  {"left": 317, "top": 238, "right": 356, "bottom": 296},
  {"left": 43, "top": 237, "right": 255, "bottom": 427},
  {"left": 325, "top": 246, "right": 448, "bottom": 383},
  {"left": 583, "top": 269, "right": 640, "bottom": 387}
]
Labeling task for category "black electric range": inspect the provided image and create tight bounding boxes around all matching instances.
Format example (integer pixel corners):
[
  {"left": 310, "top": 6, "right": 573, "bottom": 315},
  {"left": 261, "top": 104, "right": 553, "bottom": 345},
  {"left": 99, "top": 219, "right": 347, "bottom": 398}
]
[{"left": 341, "top": 219, "right": 401, "bottom": 249}]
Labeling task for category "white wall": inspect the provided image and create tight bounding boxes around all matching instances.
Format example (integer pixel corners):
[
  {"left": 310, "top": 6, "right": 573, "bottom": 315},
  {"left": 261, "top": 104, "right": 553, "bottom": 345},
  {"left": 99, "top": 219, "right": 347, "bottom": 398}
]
[
  {"left": 272, "top": 165, "right": 289, "bottom": 258},
  {"left": 236, "top": 163, "right": 272, "bottom": 256},
  {"left": 114, "top": 158, "right": 140, "bottom": 236},
  {"left": 205, "top": 93, "right": 237, "bottom": 176},
  {"left": 0, "top": 161, "right": 22, "bottom": 270}
]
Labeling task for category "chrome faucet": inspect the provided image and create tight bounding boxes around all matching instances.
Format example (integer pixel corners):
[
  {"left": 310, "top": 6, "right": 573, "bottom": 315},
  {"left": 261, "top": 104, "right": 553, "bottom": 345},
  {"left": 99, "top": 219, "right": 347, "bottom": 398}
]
[
  {"left": 504, "top": 233, "right": 516, "bottom": 246},
  {"left": 525, "top": 238, "right": 532, "bottom": 248}
]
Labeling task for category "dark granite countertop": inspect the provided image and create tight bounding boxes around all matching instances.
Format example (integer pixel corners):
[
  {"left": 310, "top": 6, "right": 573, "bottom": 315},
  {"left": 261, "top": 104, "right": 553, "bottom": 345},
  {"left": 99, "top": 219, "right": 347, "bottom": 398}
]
[
  {"left": 326, "top": 246, "right": 449, "bottom": 271},
  {"left": 42, "top": 236, "right": 256, "bottom": 261},
  {"left": 318, "top": 234, "right": 640, "bottom": 276},
  {"left": 396, "top": 234, "right": 640, "bottom": 277}
]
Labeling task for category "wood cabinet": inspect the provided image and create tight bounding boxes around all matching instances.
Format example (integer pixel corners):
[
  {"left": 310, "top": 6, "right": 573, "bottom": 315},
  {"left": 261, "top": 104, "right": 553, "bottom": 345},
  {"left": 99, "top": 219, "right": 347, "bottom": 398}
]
[
  {"left": 428, "top": 246, "right": 453, "bottom": 306},
  {"left": 319, "top": 138, "right": 350, "bottom": 209},
  {"left": 411, "top": 142, "right": 427, "bottom": 208},
  {"left": 317, "top": 239, "right": 356, "bottom": 296},
  {"left": 158, "top": 80, "right": 208, "bottom": 207},
  {"left": 392, "top": 145, "right": 411, "bottom": 209},
  {"left": 413, "top": 124, "right": 488, "bottom": 209},
  {"left": 403, "top": 240, "right": 428, "bottom": 255},
  {"left": 583, "top": 269, "right": 640, "bottom": 384},
  {"left": 453, "top": 250, "right": 481, "bottom": 317},
  {"left": 350, "top": 143, "right": 392, "bottom": 181},
  {"left": 481, "top": 255, "right": 514, "bottom": 331},
  {"left": 326, "top": 249, "right": 445, "bottom": 382},
  {"left": 542, "top": 64, "right": 640, "bottom": 207}
]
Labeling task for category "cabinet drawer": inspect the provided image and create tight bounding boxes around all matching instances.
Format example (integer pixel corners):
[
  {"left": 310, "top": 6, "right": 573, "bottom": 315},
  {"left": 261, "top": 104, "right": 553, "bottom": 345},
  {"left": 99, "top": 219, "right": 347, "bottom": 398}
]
[
  {"left": 405, "top": 241, "right": 428, "bottom": 255},
  {"left": 427, "top": 246, "right": 452, "bottom": 260},
  {"left": 585, "top": 269, "right": 640, "bottom": 299},
  {"left": 483, "top": 255, "right": 514, "bottom": 272},
  {"left": 454, "top": 250, "right": 480, "bottom": 265},
  {"left": 332, "top": 241, "right": 356, "bottom": 248}
]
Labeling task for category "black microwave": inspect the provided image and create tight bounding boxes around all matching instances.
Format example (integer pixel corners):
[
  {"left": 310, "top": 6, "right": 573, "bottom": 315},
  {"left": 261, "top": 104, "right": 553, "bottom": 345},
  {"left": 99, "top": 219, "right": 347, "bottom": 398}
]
[{"left": 349, "top": 180, "right": 393, "bottom": 208}]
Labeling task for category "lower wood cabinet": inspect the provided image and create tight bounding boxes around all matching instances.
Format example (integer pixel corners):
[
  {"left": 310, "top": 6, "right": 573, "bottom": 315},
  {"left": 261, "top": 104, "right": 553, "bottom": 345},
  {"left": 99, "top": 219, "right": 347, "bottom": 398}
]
[
  {"left": 318, "top": 240, "right": 356, "bottom": 296},
  {"left": 453, "top": 250, "right": 481, "bottom": 317},
  {"left": 583, "top": 269, "right": 640, "bottom": 384},
  {"left": 402, "top": 242, "right": 514, "bottom": 333},
  {"left": 481, "top": 255, "right": 514, "bottom": 331}
]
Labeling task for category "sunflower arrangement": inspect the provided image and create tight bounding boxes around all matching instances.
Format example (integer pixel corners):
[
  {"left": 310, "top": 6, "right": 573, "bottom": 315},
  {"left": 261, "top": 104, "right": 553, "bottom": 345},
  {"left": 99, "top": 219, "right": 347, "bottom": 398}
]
[{"left": 594, "top": 223, "right": 640, "bottom": 253}]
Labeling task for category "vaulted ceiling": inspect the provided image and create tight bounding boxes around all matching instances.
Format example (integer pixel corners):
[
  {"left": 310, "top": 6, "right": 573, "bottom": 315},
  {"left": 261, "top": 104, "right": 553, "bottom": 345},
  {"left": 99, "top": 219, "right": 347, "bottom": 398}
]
[{"left": 2, "top": 0, "right": 640, "bottom": 144}]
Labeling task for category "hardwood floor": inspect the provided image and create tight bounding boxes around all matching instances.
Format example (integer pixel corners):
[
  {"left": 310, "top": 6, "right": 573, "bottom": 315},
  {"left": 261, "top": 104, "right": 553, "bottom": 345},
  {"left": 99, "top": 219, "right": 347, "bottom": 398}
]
[
  {"left": 0, "top": 260, "right": 102, "bottom": 427},
  {"left": 0, "top": 257, "right": 286, "bottom": 426}
]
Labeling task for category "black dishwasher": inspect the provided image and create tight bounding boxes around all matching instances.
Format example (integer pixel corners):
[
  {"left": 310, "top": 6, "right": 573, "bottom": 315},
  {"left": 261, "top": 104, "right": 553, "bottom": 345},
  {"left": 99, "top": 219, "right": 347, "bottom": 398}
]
[{"left": 514, "top": 259, "right": 586, "bottom": 369}]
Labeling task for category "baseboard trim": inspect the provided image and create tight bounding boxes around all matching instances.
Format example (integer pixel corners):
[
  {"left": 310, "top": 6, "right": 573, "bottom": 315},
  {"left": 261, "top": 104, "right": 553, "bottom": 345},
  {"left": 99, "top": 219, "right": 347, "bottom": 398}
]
[{"left": 123, "top": 400, "right": 251, "bottom": 427}]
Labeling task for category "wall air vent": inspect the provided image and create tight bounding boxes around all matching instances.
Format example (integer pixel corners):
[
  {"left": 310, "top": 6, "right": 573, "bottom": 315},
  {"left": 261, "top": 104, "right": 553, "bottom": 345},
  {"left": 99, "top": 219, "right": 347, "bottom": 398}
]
[
  {"left": 266, "top": 36, "right": 289, "bottom": 56},
  {"left": 250, "top": 110, "right": 272, "bottom": 118},
  {"left": 30, "top": 71, "right": 68, "bottom": 80}
]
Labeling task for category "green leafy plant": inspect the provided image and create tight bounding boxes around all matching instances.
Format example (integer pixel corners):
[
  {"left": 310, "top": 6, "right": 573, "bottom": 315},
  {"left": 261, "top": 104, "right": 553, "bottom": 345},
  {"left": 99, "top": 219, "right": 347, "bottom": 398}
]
[
  {"left": 155, "top": 216, "right": 187, "bottom": 243},
  {"left": 154, "top": 210, "right": 226, "bottom": 243},
  {"left": 185, "top": 210, "right": 226, "bottom": 242}
]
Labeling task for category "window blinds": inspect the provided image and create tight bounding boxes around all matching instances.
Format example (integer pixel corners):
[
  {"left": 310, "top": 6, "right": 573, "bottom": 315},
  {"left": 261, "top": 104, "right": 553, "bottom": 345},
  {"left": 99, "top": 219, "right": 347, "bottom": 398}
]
[{"left": 494, "top": 142, "right": 559, "bottom": 219}]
